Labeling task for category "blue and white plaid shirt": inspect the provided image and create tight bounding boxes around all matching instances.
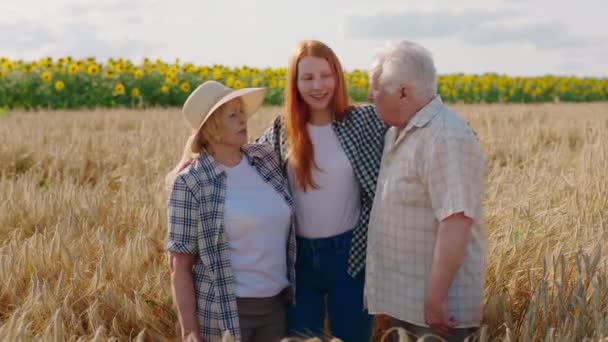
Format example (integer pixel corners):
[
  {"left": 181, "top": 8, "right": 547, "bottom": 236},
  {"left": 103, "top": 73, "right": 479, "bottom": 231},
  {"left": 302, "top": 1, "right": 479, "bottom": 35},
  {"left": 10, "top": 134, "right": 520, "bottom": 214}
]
[
  {"left": 257, "top": 104, "right": 388, "bottom": 277},
  {"left": 166, "top": 143, "right": 296, "bottom": 342}
]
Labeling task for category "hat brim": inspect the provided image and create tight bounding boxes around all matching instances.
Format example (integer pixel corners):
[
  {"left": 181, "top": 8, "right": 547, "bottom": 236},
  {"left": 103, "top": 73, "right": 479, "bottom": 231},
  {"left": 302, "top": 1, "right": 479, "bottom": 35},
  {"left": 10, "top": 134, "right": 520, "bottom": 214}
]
[{"left": 190, "top": 87, "right": 266, "bottom": 150}]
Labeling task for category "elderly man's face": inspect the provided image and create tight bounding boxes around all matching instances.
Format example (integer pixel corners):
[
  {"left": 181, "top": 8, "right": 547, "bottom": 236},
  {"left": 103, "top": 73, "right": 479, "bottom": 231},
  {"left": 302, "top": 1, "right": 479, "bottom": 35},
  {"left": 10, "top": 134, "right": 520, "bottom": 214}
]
[{"left": 369, "top": 75, "right": 407, "bottom": 128}]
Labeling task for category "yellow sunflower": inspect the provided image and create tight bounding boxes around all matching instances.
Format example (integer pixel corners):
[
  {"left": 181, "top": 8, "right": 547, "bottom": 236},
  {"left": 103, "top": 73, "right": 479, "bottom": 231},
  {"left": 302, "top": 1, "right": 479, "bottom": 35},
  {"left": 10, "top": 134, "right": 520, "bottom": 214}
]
[
  {"left": 180, "top": 82, "right": 190, "bottom": 93},
  {"left": 39, "top": 58, "right": 50, "bottom": 68},
  {"left": 166, "top": 76, "right": 179, "bottom": 86},
  {"left": 233, "top": 80, "right": 246, "bottom": 89},
  {"left": 161, "top": 85, "right": 170, "bottom": 94},
  {"left": 68, "top": 63, "right": 80, "bottom": 75},
  {"left": 134, "top": 70, "right": 144, "bottom": 80},
  {"left": 3, "top": 62, "right": 14, "bottom": 72},
  {"left": 131, "top": 88, "right": 141, "bottom": 97},
  {"left": 358, "top": 77, "right": 368, "bottom": 87},
  {"left": 115, "top": 83, "right": 126, "bottom": 95},
  {"left": 41, "top": 71, "right": 53, "bottom": 83},
  {"left": 55, "top": 80, "right": 65, "bottom": 91},
  {"left": 199, "top": 67, "right": 210, "bottom": 77},
  {"left": 87, "top": 64, "right": 100, "bottom": 76},
  {"left": 166, "top": 70, "right": 177, "bottom": 79}
]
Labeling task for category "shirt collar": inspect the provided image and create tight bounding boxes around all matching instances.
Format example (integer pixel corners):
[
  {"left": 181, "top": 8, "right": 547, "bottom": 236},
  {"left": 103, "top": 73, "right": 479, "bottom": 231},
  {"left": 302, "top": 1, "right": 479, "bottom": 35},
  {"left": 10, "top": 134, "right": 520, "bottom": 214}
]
[
  {"left": 194, "top": 144, "right": 263, "bottom": 180},
  {"left": 392, "top": 95, "right": 444, "bottom": 148},
  {"left": 409, "top": 95, "right": 443, "bottom": 129}
]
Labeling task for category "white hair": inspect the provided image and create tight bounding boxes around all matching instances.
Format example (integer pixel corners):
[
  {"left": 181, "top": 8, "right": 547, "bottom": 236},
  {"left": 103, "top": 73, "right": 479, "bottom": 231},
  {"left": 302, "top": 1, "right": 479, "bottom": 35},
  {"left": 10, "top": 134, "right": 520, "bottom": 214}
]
[{"left": 369, "top": 40, "right": 437, "bottom": 99}]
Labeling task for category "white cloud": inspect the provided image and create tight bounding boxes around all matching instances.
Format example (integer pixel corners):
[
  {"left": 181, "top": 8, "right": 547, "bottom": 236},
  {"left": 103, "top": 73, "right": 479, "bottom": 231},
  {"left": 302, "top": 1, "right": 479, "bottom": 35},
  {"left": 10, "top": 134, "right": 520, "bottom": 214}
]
[
  {"left": 0, "top": 21, "right": 59, "bottom": 49},
  {"left": 465, "top": 21, "right": 591, "bottom": 49},
  {"left": 65, "top": 0, "right": 161, "bottom": 15},
  {"left": 50, "top": 21, "right": 162, "bottom": 59},
  {"left": 345, "top": 9, "right": 516, "bottom": 39},
  {"left": 345, "top": 10, "right": 591, "bottom": 50},
  {"left": 0, "top": 0, "right": 163, "bottom": 61}
]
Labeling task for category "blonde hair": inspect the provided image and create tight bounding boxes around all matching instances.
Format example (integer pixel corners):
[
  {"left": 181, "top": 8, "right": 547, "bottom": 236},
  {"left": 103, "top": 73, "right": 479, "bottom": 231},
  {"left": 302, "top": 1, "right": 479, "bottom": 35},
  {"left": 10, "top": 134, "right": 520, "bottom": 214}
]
[{"left": 165, "top": 98, "right": 244, "bottom": 190}]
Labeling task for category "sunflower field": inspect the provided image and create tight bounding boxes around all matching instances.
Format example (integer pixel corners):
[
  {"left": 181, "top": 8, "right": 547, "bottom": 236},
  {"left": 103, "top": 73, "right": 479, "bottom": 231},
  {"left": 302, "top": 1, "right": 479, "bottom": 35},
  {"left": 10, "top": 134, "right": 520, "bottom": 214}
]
[{"left": 0, "top": 56, "right": 607, "bottom": 109}]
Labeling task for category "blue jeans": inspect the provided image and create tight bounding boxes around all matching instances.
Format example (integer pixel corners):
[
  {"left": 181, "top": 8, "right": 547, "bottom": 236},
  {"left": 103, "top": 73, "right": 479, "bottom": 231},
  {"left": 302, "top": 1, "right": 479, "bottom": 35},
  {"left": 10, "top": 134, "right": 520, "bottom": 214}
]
[{"left": 287, "top": 230, "right": 372, "bottom": 342}]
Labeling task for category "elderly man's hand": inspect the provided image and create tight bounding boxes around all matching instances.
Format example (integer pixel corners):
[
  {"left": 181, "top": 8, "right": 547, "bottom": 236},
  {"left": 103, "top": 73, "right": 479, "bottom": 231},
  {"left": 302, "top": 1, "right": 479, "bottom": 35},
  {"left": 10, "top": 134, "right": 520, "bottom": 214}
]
[{"left": 424, "top": 297, "right": 458, "bottom": 337}]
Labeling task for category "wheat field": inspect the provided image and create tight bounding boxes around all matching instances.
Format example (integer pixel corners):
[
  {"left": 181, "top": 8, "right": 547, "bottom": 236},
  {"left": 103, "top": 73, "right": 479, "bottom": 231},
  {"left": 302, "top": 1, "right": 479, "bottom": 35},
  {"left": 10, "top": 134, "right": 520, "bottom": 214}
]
[{"left": 1, "top": 103, "right": 607, "bottom": 341}]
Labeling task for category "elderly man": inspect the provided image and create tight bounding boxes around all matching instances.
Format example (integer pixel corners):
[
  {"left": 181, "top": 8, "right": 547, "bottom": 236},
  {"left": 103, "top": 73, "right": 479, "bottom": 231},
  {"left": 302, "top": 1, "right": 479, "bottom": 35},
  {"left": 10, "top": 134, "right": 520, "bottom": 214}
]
[{"left": 365, "top": 40, "right": 486, "bottom": 342}]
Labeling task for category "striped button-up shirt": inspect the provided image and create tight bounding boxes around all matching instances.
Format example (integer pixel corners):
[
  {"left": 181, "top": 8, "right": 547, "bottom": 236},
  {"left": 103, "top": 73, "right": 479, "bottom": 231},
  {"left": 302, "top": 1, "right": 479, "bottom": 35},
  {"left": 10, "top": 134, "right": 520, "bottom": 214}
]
[
  {"left": 257, "top": 104, "right": 388, "bottom": 276},
  {"left": 166, "top": 144, "right": 296, "bottom": 342}
]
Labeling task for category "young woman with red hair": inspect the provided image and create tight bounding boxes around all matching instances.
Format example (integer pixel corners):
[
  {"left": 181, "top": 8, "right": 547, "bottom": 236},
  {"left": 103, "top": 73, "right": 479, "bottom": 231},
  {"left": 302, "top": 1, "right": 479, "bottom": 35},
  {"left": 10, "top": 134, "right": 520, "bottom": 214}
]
[{"left": 258, "top": 40, "right": 387, "bottom": 342}]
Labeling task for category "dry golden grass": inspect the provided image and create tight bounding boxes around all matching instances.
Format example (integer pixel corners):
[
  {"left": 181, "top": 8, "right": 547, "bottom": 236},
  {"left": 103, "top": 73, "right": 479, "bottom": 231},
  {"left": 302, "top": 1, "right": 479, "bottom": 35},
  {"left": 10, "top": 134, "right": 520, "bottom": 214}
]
[{"left": 1, "top": 103, "right": 608, "bottom": 341}]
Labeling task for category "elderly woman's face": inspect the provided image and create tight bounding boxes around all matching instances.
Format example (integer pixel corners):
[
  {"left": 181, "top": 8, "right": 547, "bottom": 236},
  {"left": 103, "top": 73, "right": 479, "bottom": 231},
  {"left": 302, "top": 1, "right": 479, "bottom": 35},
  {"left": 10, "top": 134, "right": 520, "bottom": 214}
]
[{"left": 216, "top": 100, "right": 248, "bottom": 147}]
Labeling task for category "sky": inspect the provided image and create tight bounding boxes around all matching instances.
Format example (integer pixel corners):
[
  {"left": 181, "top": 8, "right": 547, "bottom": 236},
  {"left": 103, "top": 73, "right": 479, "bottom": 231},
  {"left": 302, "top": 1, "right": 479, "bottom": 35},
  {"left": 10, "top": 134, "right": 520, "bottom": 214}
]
[{"left": 2, "top": 0, "right": 607, "bottom": 77}]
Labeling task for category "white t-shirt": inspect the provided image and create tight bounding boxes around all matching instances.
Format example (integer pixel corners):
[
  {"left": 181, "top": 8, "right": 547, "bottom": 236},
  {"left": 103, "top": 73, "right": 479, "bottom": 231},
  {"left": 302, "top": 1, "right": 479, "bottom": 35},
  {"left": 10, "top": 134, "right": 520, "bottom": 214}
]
[
  {"left": 287, "top": 123, "right": 361, "bottom": 238},
  {"left": 223, "top": 157, "right": 291, "bottom": 298}
]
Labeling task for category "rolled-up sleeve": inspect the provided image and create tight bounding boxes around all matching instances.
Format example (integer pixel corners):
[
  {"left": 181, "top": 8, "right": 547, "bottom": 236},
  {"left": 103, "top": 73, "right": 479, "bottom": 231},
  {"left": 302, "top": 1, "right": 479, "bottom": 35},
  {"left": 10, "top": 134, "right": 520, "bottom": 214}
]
[
  {"left": 166, "top": 175, "right": 199, "bottom": 254},
  {"left": 423, "top": 132, "right": 486, "bottom": 223}
]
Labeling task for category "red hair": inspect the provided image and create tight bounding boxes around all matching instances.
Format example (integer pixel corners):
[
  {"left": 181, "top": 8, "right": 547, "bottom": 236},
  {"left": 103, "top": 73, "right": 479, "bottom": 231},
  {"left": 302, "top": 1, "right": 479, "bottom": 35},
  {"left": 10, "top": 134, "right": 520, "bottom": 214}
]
[{"left": 285, "top": 40, "right": 352, "bottom": 191}]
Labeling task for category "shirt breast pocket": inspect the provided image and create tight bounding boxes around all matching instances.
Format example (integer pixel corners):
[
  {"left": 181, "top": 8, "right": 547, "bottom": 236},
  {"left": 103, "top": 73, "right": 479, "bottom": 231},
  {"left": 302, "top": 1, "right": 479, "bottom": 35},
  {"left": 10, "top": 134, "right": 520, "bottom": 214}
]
[{"left": 391, "top": 160, "right": 427, "bottom": 207}]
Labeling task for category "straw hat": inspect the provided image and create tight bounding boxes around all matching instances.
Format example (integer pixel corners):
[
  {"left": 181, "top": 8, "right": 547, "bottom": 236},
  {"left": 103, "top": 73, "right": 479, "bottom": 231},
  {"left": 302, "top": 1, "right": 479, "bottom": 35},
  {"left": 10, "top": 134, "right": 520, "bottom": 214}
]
[{"left": 182, "top": 80, "right": 266, "bottom": 150}]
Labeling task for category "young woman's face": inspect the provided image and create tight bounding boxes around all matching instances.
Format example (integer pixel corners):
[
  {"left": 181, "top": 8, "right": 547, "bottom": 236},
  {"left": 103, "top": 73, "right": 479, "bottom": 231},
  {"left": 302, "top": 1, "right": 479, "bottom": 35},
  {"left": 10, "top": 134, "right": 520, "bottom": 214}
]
[
  {"left": 215, "top": 100, "right": 248, "bottom": 147},
  {"left": 296, "top": 56, "right": 336, "bottom": 112}
]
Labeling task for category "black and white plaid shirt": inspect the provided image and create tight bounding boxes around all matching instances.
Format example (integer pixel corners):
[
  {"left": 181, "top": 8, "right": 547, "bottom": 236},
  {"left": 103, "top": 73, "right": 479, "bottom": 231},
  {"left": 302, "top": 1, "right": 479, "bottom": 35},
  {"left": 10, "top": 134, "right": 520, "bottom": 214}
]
[
  {"left": 257, "top": 104, "right": 388, "bottom": 277},
  {"left": 166, "top": 144, "right": 296, "bottom": 342}
]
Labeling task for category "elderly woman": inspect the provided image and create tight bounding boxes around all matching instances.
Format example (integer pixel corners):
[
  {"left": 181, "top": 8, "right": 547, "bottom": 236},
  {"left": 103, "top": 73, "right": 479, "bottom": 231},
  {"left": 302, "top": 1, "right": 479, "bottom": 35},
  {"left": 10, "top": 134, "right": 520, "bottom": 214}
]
[{"left": 165, "top": 81, "right": 296, "bottom": 342}]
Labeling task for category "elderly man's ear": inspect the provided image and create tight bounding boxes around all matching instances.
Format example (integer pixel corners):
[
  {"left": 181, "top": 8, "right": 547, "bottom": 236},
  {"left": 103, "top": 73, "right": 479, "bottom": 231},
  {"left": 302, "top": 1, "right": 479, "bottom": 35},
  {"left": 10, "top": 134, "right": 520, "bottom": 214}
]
[{"left": 400, "top": 86, "right": 409, "bottom": 99}]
